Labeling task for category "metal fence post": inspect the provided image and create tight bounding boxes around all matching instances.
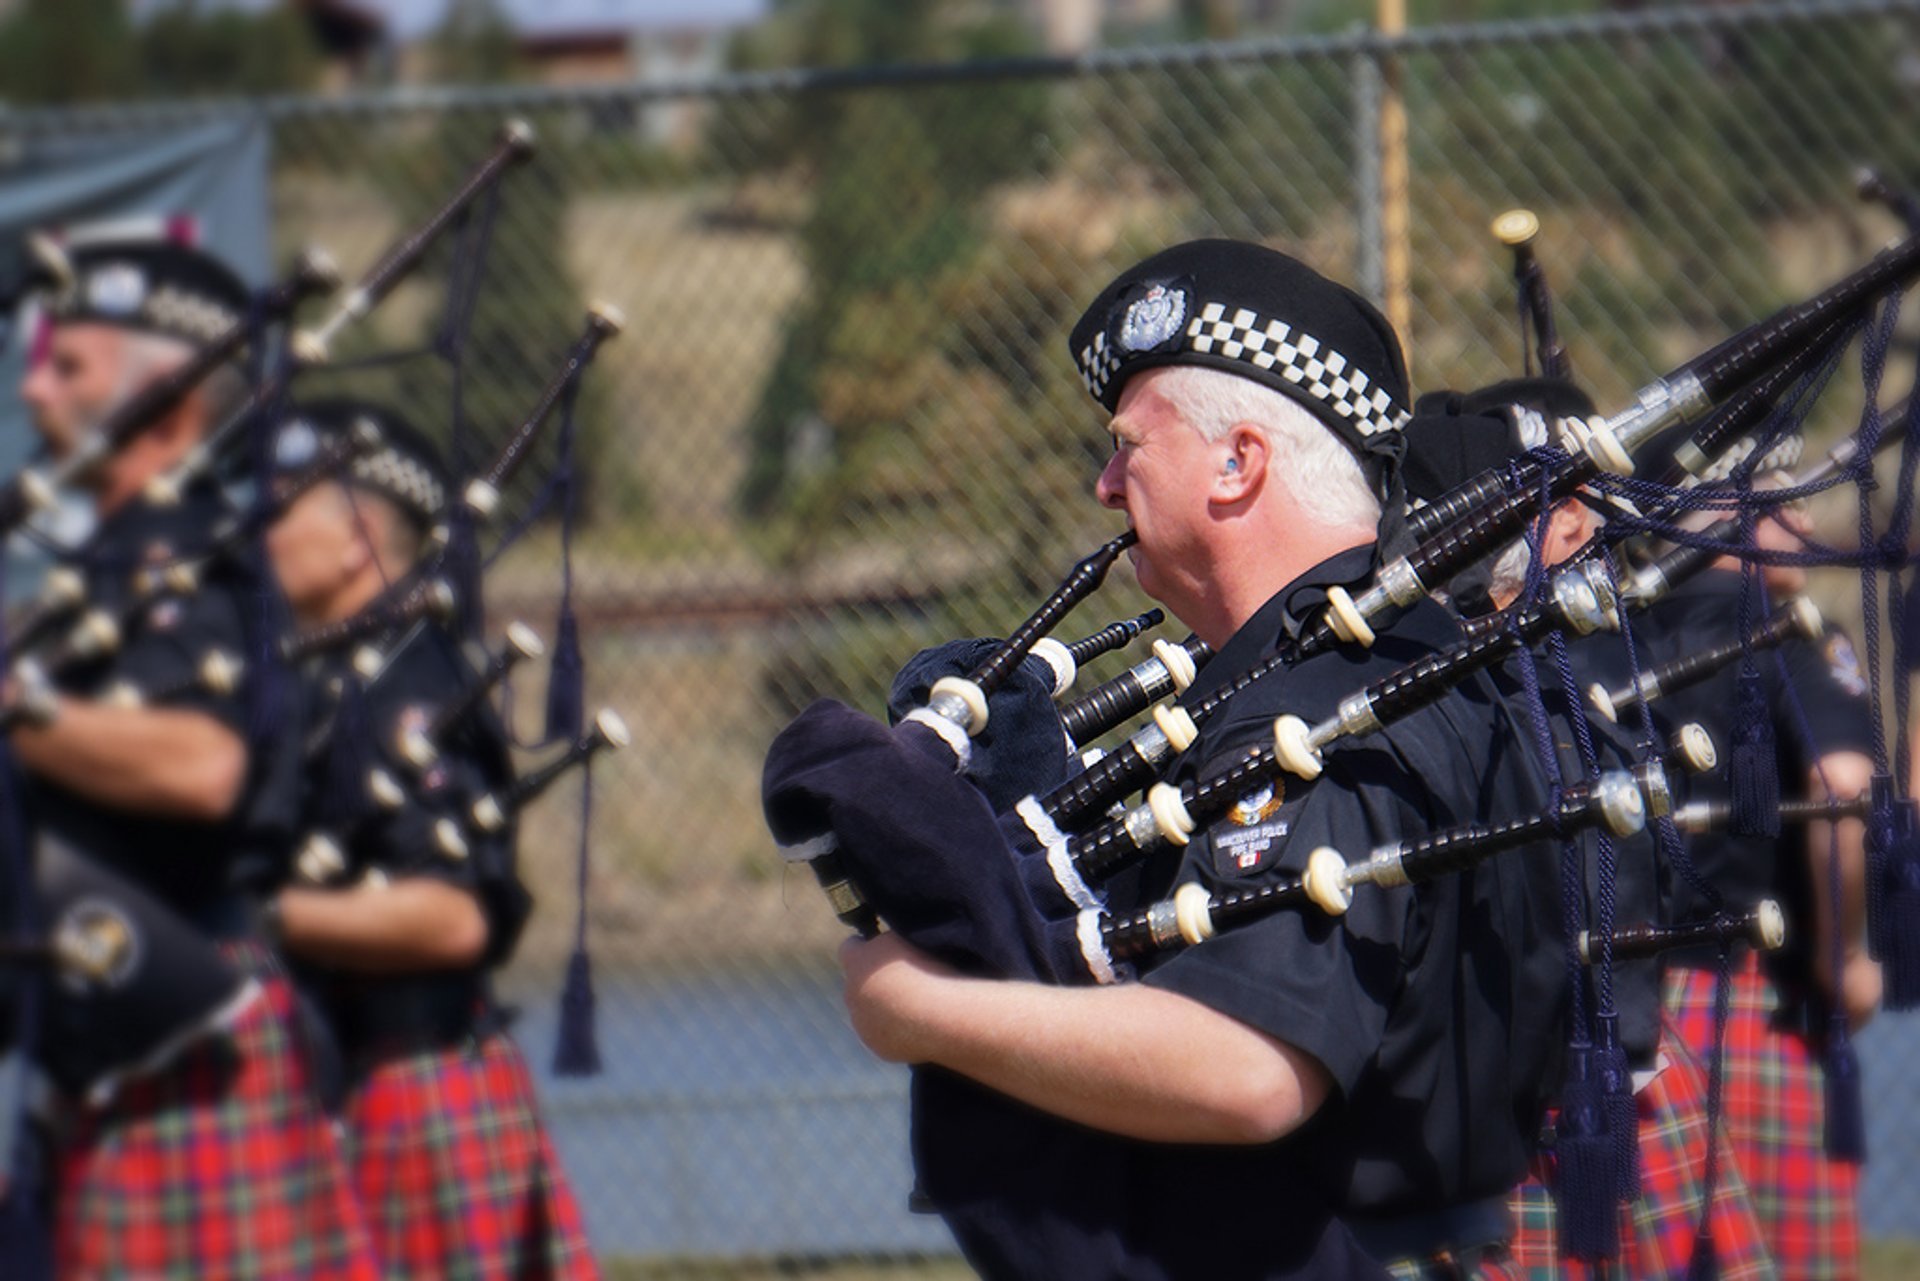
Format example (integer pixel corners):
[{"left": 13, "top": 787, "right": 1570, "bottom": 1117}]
[{"left": 1352, "top": 35, "right": 1386, "bottom": 311}]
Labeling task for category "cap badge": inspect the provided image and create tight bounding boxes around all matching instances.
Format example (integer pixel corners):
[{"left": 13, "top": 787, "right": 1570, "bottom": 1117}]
[
  {"left": 85, "top": 262, "right": 148, "bottom": 317},
  {"left": 1117, "top": 283, "right": 1187, "bottom": 354},
  {"left": 1230, "top": 782, "right": 1284, "bottom": 826},
  {"left": 274, "top": 419, "right": 319, "bottom": 469}
]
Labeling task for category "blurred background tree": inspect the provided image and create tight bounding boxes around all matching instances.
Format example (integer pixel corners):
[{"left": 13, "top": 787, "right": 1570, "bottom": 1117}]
[{"left": 0, "top": 0, "right": 323, "bottom": 104}]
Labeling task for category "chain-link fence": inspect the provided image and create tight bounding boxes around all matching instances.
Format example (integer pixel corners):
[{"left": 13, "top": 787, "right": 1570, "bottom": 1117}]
[{"left": 7, "top": 0, "right": 1920, "bottom": 1271}]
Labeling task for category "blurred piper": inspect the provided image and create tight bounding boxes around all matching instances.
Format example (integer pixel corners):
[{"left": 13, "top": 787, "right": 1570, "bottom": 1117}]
[
  {"left": 261, "top": 399, "right": 598, "bottom": 1280},
  {"left": 1398, "top": 388, "right": 1777, "bottom": 1279},
  {"left": 9, "top": 238, "right": 376, "bottom": 1278},
  {"left": 1632, "top": 448, "right": 1878, "bottom": 1281}
]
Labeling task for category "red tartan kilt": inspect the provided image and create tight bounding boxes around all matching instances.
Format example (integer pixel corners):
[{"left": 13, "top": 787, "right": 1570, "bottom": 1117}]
[
  {"left": 55, "top": 970, "right": 380, "bottom": 1280},
  {"left": 347, "top": 1032, "right": 598, "bottom": 1281},
  {"left": 1383, "top": 1247, "right": 1523, "bottom": 1280},
  {"left": 1508, "top": 1024, "right": 1773, "bottom": 1279},
  {"left": 1665, "top": 951, "right": 1862, "bottom": 1281}
]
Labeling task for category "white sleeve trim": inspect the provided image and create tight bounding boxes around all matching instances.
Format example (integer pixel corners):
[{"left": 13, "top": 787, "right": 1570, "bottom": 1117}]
[
  {"left": 903, "top": 707, "right": 973, "bottom": 771},
  {"left": 1017, "top": 795, "right": 1102, "bottom": 912},
  {"left": 1075, "top": 909, "right": 1120, "bottom": 985}
]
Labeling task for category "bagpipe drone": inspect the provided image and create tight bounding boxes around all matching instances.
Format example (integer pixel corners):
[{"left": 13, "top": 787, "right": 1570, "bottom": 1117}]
[{"left": 0, "top": 119, "right": 626, "bottom": 1105}]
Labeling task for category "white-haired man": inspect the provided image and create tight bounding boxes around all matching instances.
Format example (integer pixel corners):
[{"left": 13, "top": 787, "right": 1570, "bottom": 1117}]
[{"left": 839, "top": 240, "right": 1563, "bottom": 1279}]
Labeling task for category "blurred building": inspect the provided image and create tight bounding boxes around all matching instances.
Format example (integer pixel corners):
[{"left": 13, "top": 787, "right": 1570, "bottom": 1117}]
[{"left": 1017, "top": 0, "right": 1304, "bottom": 52}]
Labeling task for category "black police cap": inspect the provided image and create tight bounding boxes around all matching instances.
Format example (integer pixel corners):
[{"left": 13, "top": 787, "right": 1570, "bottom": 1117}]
[
  {"left": 1068, "top": 240, "right": 1412, "bottom": 480},
  {"left": 1402, "top": 376, "right": 1598, "bottom": 507},
  {"left": 272, "top": 399, "right": 449, "bottom": 528},
  {"left": 45, "top": 239, "right": 250, "bottom": 350}
]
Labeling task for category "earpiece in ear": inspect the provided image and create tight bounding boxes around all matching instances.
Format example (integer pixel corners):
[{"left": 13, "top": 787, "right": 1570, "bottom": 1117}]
[{"left": 1223, "top": 458, "right": 1240, "bottom": 474}]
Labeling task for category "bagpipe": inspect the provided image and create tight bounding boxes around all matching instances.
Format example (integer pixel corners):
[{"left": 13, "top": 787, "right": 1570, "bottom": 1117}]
[
  {"left": 771, "top": 200, "right": 1920, "bottom": 961},
  {"left": 1056, "top": 629, "right": 1209, "bottom": 749},
  {"left": 0, "top": 122, "right": 560, "bottom": 1105},
  {"left": 269, "top": 296, "right": 629, "bottom": 1076},
  {"left": 280, "top": 300, "right": 630, "bottom": 842},
  {"left": 1578, "top": 898, "right": 1787, "bottom": 965},
  {"left": 1073, "top": 718, "right": 1717, "bottom": 973},
  {"left": 1038, "top": 272, "right": 1900, "bottom": 839},
  {"left": 1588, "top": 595, "right": 1823, "bottom": 724},
  {"left": 1492, "top": 208, "right": 1572, "bottom": 382}
]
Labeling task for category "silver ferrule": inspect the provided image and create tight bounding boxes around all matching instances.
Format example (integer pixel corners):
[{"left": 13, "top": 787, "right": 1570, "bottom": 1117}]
[
  {"left": 1147, "top": 899, "right": 1182, "bottom": 947},
  {"left": 1672, "top": 439, "right": 1710, "bottom": 478},
  {"left": 1633, "top": 671, "right": 1663, "bottom": 703},
  {"left": 1336, "top": 689, "right": 1382, "bottom": 738},
  {"left": 926, "top": 690, "right": 971, "bottom": 728},
  {"left": 1623, "top": 562, "right": 1667, "bottom": 609},
  {"left": 1578, "top": 560, "right": 1622, "bottom": 631},
  {"left": 1635, "top": 761, "right": 1676, "bottom": 818},
  {"left": 1672, "top": 800, "right": 1714, "bottom": 834},
  {"left": 1609, "top": 369, "right": 1713, "bottom": 455},
  {"left": 1349, "top": 845, "right": 1409, "bottom": 889},
  {"left": 1376, "top": 559, "right": 1426, "bottom": 610},
  {"left": 1825, "top": 436, "right": 1862, "bottom": 474},
  {"left": 1549, "top": 570, "right": 1605, "bottom": 636},
  {"left": 1134, "top": 657, "right": 1173, "bottom": 697},
  {"left": 1129, "top": 720, "right": 1173, "bottom": 767},
  {"left": 1123, "top": 804, "right": 1162, "bottom": 851}
]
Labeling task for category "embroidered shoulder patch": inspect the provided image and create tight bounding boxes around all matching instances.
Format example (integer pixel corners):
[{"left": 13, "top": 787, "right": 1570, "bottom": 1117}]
[{"left": 1209, "top": 780, "right": 1291, "bottom": 877}]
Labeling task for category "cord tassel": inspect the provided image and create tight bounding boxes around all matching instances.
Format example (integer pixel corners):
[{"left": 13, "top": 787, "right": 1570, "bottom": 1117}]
[
  {"left": 1554, "top": 1038, "right": 1619, "bottom": 1261},
  {"left": 551, "top": 946, "right": 601, "bottom": 1077},
  {"left": 552, "top": 760, "right": 601, "bottom": 1076},
  {"left": 1881, "top": 813, "right": 1920, "bottom": 1008},
  {"left": 1595, "top": 1010, "right": 1640, "bottom": 1201},
  {"left": 322, "top": 674, "right": 373, "bottom": 825},
  {"left": 1685, "top": 1224, "right": 1720, "bottom": 1281},
  {"left": 1823, "top": 1009, "right": 1868, "bottom": 1161},
  {"left": 1866, "top": 775, "right": 1896, "bottom": 962},
  {"left": 544, "top": 607, "right": 585, "bottom": 744},
  {"left": 1727, "top": 669, "right": 1780, "bottom": 838}
]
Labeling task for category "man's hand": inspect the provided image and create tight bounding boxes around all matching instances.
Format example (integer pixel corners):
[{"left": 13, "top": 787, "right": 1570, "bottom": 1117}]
[
  {"left": 1841, "top": 951, "right": 1883, "bottom": 1032},
  {"left": 839, "top": 932, "right": 955, "bottom": 1064}
]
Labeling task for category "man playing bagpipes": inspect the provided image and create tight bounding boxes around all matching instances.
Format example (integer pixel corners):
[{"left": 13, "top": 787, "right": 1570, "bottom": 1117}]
[
  {"left": 258, "top": 399, "right": 599, "bottom": 1280},
  {"left": 1471, "top": 208, "right": 1884, "bottom": 1278},
  {"left": 7, "top": 239, "right": 378, "bottom": 1278},
  {"left": 780, "top": 241, "right": 1568, "bottom": 1278},
  {"left": 1393, "top": 390, "right": 1780, "bottom": 1278},
  {"left": 1625, "top": 452, "right": 1878, "bottom": 1281}
]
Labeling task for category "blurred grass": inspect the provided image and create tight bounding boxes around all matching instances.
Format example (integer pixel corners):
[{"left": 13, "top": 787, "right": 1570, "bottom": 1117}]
[{"left": 1867, "top": 1237, "right": 1920, "bottom": 1281}]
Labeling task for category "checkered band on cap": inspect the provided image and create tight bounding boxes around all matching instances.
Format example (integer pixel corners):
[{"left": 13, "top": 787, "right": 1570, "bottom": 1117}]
[
  {"left": 140, "top": 284, "right": 242, "bottom": 345},
  {"left": 1692, "top": 432, "right": 1805, "bottom": 486},
  {"left": 49, "top": 254, "right": 246, "bottom": 347},
  {"left": 352, "top": 447, "right": 446, "bottom": 520},
  {"left": 1077, "top": 300, "right": 1410, "bottom": 439}
]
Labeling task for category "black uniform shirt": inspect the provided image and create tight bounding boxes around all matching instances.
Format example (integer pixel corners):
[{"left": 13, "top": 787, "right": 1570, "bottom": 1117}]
[
  {"left": 1130, "top": 547, "right": 1564, "bottom": 1237},
  {"left": 1633, "top": 569, "right": 1873, "bottom": 986},
  {"left": 296, "top": 620, "right": 530, "bottom": 1055},
  {"left": 25, "top": 481, "right": 300, "bottom": 931}
]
